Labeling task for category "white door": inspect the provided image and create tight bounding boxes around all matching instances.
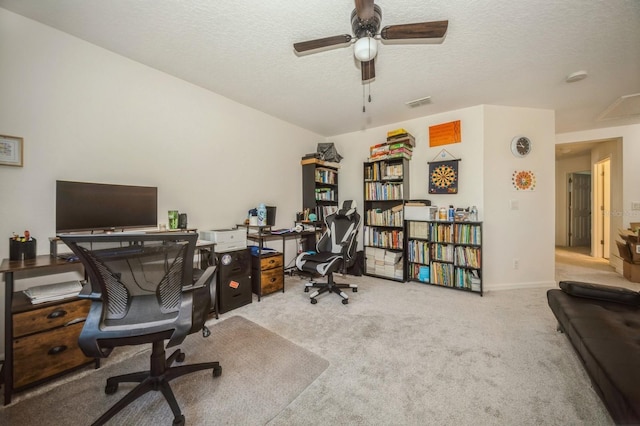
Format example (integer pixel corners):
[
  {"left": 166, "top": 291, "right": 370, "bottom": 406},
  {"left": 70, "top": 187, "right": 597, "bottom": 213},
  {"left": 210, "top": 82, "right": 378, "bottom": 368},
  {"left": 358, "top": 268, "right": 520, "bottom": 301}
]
[{"left": 594, "top": 159, "right": 611, "bottom": 259}]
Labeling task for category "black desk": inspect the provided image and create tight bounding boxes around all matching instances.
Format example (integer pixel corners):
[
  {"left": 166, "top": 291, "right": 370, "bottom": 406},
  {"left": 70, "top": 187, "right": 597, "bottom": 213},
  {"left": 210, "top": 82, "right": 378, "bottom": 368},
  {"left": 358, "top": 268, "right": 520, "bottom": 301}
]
[{"left": 237, "top": 225, "right": 317, "bottom": 270}]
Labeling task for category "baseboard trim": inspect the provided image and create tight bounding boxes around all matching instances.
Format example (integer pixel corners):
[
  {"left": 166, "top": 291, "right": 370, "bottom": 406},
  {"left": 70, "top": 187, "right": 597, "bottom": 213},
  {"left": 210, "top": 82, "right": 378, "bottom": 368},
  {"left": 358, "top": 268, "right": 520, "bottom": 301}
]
[{"left": 484, "top": 280, "right": 557, "bottom": 292}]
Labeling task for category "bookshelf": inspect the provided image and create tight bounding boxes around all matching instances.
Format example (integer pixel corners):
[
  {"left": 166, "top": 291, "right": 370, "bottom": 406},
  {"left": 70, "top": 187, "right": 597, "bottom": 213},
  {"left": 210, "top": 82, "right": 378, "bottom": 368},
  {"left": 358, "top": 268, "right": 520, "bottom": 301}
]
[
  {"left": 405, "top": 219, "right": 483, "bottom": 295},
  {"left": 363, "top": 158, "right": 409, "bottom": 281},
  {"left": 301, "top": 159, "right": 339, "bottom": 222}
]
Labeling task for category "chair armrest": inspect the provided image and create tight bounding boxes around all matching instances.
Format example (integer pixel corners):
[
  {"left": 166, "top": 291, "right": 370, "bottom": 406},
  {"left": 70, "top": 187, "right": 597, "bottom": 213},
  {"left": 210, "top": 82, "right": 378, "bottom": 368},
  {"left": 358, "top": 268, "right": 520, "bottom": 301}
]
[
  {"left": 77, "top": 280, "right": 102, "bottom": 300},
  {"left": 183, "top": 265, "right": 217, "bottom": 292}
]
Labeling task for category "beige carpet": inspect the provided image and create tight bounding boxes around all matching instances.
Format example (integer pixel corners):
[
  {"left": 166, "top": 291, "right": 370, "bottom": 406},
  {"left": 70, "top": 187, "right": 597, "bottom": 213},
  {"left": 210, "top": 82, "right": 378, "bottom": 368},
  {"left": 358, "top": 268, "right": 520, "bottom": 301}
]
[{"left": 0, "top": 316, "right": 329, "bottom": 425}]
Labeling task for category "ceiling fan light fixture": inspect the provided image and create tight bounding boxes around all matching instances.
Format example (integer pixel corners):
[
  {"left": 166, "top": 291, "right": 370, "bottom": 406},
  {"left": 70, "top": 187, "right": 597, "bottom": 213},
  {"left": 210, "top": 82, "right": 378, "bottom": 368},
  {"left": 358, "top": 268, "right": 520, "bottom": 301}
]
[{"left": 354, "top": 37, "right": 378, "bottom": 62}]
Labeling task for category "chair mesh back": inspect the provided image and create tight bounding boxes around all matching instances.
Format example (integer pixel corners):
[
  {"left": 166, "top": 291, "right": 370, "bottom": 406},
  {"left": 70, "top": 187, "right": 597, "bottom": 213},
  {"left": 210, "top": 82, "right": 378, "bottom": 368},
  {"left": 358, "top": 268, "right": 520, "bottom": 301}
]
[
  {"left": 157, "top": 243, "right": 187, "bottom": 312},
  {"left": 77, "top": 244, "right": 130, "bottom": 320},
  {"left": 71, "top": 237, "right": 191, "bottom": 320}
]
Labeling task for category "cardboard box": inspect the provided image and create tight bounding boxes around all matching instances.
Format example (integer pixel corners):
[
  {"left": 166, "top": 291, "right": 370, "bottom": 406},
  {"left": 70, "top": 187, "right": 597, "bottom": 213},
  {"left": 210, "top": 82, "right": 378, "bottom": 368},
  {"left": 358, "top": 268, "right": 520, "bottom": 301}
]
[
  {"left": 623, "top": 260, "right": 640, "bottom": 283},
  {"left": 630, "top": 242, "right": 640, "bottom": 263},
  {"left": 616, "top": 240, "right": 640, "bottom": 264}
]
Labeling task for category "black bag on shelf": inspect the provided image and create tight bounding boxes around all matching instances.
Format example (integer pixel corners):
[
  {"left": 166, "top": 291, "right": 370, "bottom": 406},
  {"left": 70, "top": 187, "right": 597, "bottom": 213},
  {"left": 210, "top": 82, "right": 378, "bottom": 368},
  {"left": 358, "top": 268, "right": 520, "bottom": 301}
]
[{"left": 317, "top": 143, "right": 343, "bottom": 163}]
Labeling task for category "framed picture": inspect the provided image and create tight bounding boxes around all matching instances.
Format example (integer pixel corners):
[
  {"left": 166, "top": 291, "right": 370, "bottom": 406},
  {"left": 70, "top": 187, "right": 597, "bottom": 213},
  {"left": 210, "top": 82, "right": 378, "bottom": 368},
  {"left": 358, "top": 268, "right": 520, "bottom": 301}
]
[{"left": 0, "top": 135, "right": 23, "bottom": 167}]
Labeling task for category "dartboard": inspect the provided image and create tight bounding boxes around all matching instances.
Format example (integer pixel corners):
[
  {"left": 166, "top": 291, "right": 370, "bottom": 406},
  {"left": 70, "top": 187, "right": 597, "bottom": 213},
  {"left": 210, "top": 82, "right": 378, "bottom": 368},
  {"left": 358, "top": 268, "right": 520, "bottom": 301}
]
[{"left": 429, "top": 160, "right": 459, "bottom": 194}]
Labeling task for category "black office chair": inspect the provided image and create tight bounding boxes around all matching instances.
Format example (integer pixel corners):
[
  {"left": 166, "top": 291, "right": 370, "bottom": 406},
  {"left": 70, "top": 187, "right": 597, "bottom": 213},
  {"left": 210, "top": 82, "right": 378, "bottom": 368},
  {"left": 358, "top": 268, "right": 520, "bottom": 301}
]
[
  {"left": 296, "top": 200, "right": 361, "bottom": 304},
  {"left": 60, "top": 232, "right": 221, "bottom": 426}
]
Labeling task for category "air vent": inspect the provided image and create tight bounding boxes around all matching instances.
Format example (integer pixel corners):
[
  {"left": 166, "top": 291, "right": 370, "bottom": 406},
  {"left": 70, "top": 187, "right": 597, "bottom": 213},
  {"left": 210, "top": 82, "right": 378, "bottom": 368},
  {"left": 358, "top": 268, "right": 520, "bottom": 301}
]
[
  {"left": 405, "top": 96, "right": 432, "bottom": 108},
  {"left": 598, "top": 93, "right": 640, "bottom": 121}
]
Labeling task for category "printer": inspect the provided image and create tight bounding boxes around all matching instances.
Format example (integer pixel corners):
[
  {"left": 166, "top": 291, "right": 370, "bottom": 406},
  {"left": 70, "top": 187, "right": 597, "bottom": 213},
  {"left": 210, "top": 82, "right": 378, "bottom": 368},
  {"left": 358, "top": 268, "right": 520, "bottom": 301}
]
[{"left": 199, "top": 229, "right": 247, "bottom": 253}]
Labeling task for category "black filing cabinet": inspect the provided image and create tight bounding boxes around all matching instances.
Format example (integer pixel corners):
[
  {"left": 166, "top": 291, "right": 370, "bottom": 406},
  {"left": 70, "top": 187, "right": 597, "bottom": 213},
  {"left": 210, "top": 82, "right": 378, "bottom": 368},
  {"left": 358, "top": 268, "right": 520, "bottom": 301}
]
[{"left": 216, "top": 248, "right": 252, "bottom": 314}]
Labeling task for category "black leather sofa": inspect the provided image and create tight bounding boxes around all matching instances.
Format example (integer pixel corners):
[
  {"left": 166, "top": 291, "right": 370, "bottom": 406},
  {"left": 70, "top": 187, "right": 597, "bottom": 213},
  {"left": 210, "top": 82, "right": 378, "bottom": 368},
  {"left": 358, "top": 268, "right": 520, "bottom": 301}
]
[{"left": 547, "top": 281, "right": 640, "bottom": 424}]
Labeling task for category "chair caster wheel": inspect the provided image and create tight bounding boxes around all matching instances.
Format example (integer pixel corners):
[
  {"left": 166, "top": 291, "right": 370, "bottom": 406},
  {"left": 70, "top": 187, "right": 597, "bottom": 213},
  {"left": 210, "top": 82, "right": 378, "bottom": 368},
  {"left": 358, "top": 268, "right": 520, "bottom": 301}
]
[
  {"left": 105, "top": 382, "right": 118, "bottom": 395},
  {"left": 177, "top": 352, "right": 186, "bottom": 363},
  {"left": 353, "top": 288, "right": 358, "bottom": 292},
  {"left": 304, "top": 287, "right": 309, "bottom": 292},
  {"left": 342, "top": 299, "right": 348, "bottom": 304},
  {"left": 173, "top": 414, "right": 185, "bottom": 426},
  {"left": 310, "top": 298, "right": 318, "bottom": 304},
  {"left": 213, "top": 365, "right": 222, "bottom": 377}
]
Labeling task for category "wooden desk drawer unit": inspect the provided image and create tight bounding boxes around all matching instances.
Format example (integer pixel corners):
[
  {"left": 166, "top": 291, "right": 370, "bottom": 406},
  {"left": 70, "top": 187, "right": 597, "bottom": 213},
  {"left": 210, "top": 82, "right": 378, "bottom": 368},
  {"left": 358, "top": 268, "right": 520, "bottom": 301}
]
[
  {"left": 13, "top": 298, "right": 90, "bottom": 337},
  {"left": 251, "top": 253, "right": 284, "bottom": 299},
  {"left": 11, "top": 295, "right": 95, "bottom": 390},
  {"left": 13, "top": 321, "right": 91, "bottom": 388}
]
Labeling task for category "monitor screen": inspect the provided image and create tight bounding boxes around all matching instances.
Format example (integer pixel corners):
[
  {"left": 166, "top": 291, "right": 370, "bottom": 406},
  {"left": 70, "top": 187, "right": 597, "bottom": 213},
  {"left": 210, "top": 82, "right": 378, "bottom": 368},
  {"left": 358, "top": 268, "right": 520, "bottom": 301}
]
[{"left": 56, "top": 180, "right": 158, "bottom": 233}]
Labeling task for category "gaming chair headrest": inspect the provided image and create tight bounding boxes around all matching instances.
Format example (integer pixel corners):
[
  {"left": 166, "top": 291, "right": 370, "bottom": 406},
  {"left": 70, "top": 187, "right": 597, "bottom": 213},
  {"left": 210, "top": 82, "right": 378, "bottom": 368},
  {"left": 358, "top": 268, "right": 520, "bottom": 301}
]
[{"left": 337, "top": 200, "right": 357, "bottom": 217}]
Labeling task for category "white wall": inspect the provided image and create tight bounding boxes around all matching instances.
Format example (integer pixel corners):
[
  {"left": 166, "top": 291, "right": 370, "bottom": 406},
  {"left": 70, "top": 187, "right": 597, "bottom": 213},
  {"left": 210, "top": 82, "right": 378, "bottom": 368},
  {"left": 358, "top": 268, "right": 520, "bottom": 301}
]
[
  {"left": 0, "top": 9, "right": 321, "bottom": 357},
  {"left": 0, "top": 9, "right": 321, "bottom": 259},
  {"left": 483, "top": 105, "right": 556, "bottom": 290}
]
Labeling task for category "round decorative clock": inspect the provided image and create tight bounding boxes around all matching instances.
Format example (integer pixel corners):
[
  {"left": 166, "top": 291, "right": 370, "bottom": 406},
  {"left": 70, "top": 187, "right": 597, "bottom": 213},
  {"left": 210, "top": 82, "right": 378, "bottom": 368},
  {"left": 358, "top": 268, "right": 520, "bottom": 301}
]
[{"left": 510, "top": 136, "right": 532, "bottom": 157}]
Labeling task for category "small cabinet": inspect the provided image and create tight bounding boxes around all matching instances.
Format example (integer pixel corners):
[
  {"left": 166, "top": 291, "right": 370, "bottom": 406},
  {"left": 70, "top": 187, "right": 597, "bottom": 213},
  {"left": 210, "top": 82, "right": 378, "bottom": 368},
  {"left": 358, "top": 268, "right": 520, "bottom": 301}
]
[
  {"left": 251, "top": 252, "right": 284, "bottom": 299},
  {"left": 11, "top": 291, "right": 96, "bottom": 389}
]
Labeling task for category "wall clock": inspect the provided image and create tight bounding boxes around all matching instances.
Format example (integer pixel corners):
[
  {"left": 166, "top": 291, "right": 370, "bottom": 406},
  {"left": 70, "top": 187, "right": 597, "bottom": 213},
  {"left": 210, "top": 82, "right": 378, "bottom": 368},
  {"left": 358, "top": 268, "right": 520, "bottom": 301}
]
[{"left": 510, "top": 136, "right": 532, "bottom": 157}]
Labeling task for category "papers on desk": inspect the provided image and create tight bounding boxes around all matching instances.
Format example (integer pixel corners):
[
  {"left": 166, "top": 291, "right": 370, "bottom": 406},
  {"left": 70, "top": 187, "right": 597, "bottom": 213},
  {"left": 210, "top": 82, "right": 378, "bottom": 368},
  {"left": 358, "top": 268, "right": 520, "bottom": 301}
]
[
  {"left": 23, "top": 280, "right": 82, "bottom": 304},
  {"left": 270, "top": 229, "right": 293, "bottom": 235}
]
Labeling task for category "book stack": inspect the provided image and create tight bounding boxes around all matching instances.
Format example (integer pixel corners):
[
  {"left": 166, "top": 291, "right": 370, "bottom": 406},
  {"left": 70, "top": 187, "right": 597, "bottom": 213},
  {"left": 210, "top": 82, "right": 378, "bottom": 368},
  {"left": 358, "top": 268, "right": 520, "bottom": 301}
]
[
  {"left": 365, "top": 246, "right": 403, "bottom": 279},
  {"left": 367, "top": 129, "right": 415, "bottom": 162},
  {"left": 384, "top": 251, "right": 403, "bottom": 279}
]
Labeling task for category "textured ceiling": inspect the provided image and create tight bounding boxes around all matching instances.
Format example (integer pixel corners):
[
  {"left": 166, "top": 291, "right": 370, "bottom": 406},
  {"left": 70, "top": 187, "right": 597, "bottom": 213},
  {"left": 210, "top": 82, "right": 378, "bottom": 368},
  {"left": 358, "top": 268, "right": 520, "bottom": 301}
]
[{"left": 1, "top": 0, "right": 639, "bottom": 137}]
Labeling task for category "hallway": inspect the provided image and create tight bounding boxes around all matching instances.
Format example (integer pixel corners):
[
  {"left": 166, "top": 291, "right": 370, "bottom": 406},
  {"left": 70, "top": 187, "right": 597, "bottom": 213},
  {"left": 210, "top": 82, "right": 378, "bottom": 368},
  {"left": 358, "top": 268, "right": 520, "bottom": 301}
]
[{"left": 555, "top": 245, "right": 639, "bottom": 291}]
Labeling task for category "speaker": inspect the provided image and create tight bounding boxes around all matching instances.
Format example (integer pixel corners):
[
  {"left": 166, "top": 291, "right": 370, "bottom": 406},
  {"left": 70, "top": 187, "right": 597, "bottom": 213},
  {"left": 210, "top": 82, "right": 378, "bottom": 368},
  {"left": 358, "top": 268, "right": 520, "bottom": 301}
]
[
  {"left": 216, "top": 248, "right": 252, "bottom": 314},
  {"left": 178, "top": 213, "right": 188, "bottom": 229}
]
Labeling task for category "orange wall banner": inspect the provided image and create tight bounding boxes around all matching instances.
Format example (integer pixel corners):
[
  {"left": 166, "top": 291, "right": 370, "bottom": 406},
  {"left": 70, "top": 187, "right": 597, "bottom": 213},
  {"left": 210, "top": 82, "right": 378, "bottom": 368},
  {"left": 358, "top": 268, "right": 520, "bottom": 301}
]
[{"left": 429, "top": 120, "right": 461, "bottom": 147}]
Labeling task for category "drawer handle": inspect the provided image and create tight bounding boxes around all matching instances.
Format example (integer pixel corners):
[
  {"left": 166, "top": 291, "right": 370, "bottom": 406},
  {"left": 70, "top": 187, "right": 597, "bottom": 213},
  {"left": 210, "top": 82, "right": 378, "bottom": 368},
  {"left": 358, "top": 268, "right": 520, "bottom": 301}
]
[
  {"left": 270, "top": 277, "right": 277, "bottom": 283},
  {"left": 268, "top": 260, "right": 275, "bottom": 265},
  {"left": 47, "top": 345, "right": 68, "bottom": 356},
  {"left": 65, "top": 317, "right": 86, "bottom": 327},
  {"left": 47, "top": 309, "right": 68, "bottom": 319}
]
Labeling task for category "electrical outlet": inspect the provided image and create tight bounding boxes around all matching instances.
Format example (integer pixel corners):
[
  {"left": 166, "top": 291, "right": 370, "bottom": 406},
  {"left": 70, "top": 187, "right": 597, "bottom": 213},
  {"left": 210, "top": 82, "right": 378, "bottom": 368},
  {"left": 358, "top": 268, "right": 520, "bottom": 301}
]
[
  {"left": 513, "top": 258, "right": 519, "bottom": 269},
  {"left": 632, "top": 201, "right": 640, "bottom": 211}
]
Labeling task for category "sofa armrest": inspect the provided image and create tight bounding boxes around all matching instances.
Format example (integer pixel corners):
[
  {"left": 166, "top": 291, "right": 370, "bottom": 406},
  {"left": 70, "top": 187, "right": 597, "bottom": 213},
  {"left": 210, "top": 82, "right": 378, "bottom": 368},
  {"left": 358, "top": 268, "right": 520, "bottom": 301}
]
[{"left": 559, "top": 280, "right": 640, "bottom": 306}]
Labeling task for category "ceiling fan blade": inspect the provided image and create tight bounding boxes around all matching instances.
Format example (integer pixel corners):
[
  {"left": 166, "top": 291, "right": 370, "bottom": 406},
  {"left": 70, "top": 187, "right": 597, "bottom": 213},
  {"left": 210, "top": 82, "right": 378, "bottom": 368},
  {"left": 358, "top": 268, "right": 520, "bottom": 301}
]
[
  {"left": 355, "top": 0, "right": 375, "bottom": 21},
  {"left": 293, "top": 34, "right": 353, "bottom": 53},
  {"left": 361, "top": 59, "right": 375, "bottom": 81},
  {"left": 380, "top": 20, "right": 449, "bottom": 40}
]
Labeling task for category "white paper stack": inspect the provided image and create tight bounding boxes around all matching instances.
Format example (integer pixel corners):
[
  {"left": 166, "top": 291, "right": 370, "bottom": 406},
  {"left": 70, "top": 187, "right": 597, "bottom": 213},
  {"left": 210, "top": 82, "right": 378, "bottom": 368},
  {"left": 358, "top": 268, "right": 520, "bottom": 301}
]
[{"left": 23, "top": 280, "right": 82, "bottom": 304}]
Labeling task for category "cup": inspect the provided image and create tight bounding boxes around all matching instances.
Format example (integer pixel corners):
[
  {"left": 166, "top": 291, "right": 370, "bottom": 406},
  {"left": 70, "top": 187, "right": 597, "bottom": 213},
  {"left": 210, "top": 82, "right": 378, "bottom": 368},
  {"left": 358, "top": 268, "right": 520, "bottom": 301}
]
[
  {"left": 159, "top": 223, "right": 167, "bottom": 232},
  {"left": 168, "top": 210, "right": 179, "bottom": 230}
]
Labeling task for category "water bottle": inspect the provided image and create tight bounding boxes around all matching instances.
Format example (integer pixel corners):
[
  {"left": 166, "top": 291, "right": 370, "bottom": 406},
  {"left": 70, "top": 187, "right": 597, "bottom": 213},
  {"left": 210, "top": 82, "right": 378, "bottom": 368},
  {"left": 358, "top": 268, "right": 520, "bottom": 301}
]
[
  {"left": 448, "top": 205, "right": 454, "bottom": 222},
  {"left": 257, "top": 203, "right": 267, "bottom": 226},
  {"left": 470, "top": 205, "right": 478, "bottom": 222}
]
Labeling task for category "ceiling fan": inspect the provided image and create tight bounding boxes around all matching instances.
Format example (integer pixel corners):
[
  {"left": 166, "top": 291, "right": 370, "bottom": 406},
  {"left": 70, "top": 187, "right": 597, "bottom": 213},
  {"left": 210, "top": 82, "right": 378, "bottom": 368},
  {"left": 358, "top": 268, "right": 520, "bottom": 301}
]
[{"left": 293, "top": 0, "right": 448, "bottom": 82}]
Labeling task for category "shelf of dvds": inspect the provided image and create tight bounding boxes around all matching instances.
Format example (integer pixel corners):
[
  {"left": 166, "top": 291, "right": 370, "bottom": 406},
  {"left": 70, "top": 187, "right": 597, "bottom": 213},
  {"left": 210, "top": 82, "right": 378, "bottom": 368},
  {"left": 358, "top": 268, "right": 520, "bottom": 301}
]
[
  {"left": 405, "top": 220, "right": 483, "bottom": 295},
  {"left": 363, "top": 158, "right": 409, "bottom": 282}
]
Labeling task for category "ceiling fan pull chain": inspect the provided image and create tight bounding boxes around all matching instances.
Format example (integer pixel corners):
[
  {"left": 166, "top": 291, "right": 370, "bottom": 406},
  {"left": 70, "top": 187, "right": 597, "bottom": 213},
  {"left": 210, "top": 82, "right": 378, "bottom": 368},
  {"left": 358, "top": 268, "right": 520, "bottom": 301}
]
[{"left": 362, "top": 85, "right": 366, "bottom": 112}]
